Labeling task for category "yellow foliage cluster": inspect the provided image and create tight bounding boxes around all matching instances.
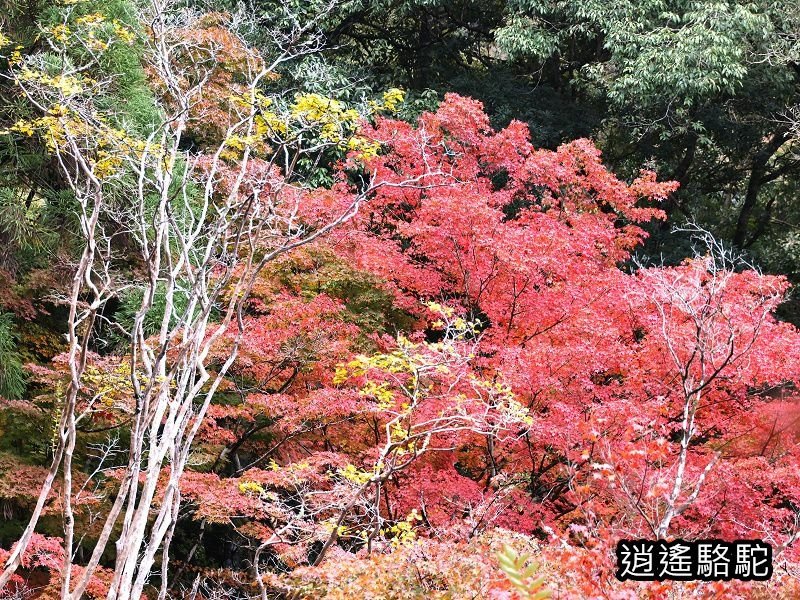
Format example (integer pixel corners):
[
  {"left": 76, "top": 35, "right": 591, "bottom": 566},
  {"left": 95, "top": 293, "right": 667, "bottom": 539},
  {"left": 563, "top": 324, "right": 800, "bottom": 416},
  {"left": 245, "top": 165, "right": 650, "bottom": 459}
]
[
  {"left": 337, "top": 463, "right": 374, "bottom": 485},
  {"left": 321, "top": 518, "right": 349, "bottom": 537},
  {"left": 237, "top": 480, "right": 265, "bottom": 496},
  {"left": 223, "top": 88, "right": 405, "bottom": 162},
  {"left": 4, "top": 103, "right": 151, "bottom": 178},
  {"left": 44, "top": 12, "right": 136, "bottom": 52},
  {"left": 389, "top": 421, "right": 417, "bottom": 456},
  {"left": 18, "top": 68, "right": 94, "bottom": 96},
  {"left": 1, "top": 9, "right": 143, "bottom": 178},
  {"left": 333, "top": 347, "right": 413, "bottom": 385},
  {"left": 383, "top": 509, "right": 422, "bottom": 548},
  {"left": 380, "top": 88, "right": 405, "bottom": 112},
  {"left": 289, "top": 92, "right": 383, "bottom": 158},
  {"left": 285, "top": 92, "right": 377, "bottom": 158},
  {"left": 470, "top": 375, "right": 534, "bottom": 426},
  {"left": 358, "top": 380, "right": 394, "bottom": 409},
  {"left": 291, "top": 93, "right": 359, "bottom": 126},
  {"left": 49, "top": 24, "right": 71, "bottom": 43},
  {"left": 81, "top": 363, "right": 134, "bottom": 408},
  {"left": 367, "top": 87, "right": 406, "bottom": 115},
  {"left": 220, "top": 91, "right": 280, "bottom": 161},
  {"left": 426, "top": 301, "right": 481, "bottom": 338}
]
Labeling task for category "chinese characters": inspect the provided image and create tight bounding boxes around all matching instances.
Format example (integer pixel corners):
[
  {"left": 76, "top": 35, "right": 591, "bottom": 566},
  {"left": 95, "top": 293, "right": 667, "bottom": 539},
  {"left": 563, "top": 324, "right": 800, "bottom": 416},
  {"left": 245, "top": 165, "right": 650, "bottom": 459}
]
[{"left": 616, "top": 540, "right": 772, "bottom": 582}]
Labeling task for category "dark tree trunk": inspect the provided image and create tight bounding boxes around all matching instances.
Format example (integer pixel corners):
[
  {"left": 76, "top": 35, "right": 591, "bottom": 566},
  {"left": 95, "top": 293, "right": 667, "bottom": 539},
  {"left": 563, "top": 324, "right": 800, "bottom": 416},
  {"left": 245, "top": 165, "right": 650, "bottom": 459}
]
[{"left": 732, "top": 128, "right": 789, "bottom": 248}]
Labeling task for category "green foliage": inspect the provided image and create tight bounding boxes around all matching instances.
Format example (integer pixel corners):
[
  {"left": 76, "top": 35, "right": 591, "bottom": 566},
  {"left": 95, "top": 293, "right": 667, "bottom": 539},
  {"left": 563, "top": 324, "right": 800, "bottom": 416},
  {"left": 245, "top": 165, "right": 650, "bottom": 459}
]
[
  {"left": 446, "top": 67, "right": 597, "bottom": 145},
  {"left": 490, "top": 0, "right": 800, "bottom": 321},
  {"left": 275, "top": 249, "right": 414, "bottom": 334},
  {"left": 0, "top": 312, "right": 26, "bottom": 399},
  {"left": 0, "top": 405, "right": 48, "bottom": 458},
  {"left": 112, "top": 282, "right": 193, "bottom": 346},
  {"left": 0, "top": 0, "right": 159, "bottom": 292},
  {"left": 497, "top": 0, "right": 772, "bottom": 107},
  {"left": 89, "top": 0, "right": 161, "bottom": 134},
  {"left": 0, "top": 187, "right": 59, "bottom": 269},
  {"left": 497, "top": 544, "right": 551, "bottom": 600}
]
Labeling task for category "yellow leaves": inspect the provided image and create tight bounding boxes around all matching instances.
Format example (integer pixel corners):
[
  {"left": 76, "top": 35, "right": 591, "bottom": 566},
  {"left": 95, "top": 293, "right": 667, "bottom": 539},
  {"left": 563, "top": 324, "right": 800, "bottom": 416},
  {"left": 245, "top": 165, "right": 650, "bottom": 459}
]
[
  {"left": 227, "top": 92, "right": 249, "bottom": 109},
  {"left": 289, "top": 92, "right": 385, "bottom": 160},
  {"left": 506, "top": 398, "right": 535, "bottom": 426},
  {"left": 238, "top": 480, "right": 265, "bottom": 496},
  {"left": 75, "top": 13, "right": 106, "bottom": 27},
  {"left": 332, "top": 365, "right": 350, "bottom": 385},
  {"left": 471, "top": 377, "right": 513, "bottom": 397},
  {"left": 470, "top": 375, "right": 534, "bottom": 426},
  {"left": 381, "top": 88, "right": 405, "bottom": 113},
  {"left": 345, "top": 135, "right": 381, "bottom": 160},
  {"left": 39, "top": 10, "right": 134, "bottom": 53},
  {"left": 220, "top": 88, "right": 396, "bottom": 161},
  {"left": 220, "top": 133, "right": 258, "bottom": 162},
  {"left": 255, "top": 111, "right": 287, "bottom": 136},
  {"left": 291, "top": 93, "right": 346, "bottom": 124},
  {"left": 290, "top": 92, "right": 367, "bottom": 151},
  {"left": 72, "top": 14, "right": 115, "bottom": 52},
  {"left": 93, "top": 150, "right": 123, "bottom": 179},
  {"left": 368, "top": 88, "right": 406, "bottom": 114},
  {"left": 17, "top": 67, "right": 95, "bottom": 97},
  {"left": 85, "top": 37, "right": 109, "bottom": 52},
  {"left": 8, "top": 120, "right": 35, "bottom": 137},
  {"left": 230, "top": 89, "right": 274, "bottom": 113},
  {"left": 426, "top": 302, "right": 481, "bottom": 339},
  {"left": 81, "top": 363, "right": 134, "bottom": 408},
  {"left": 384, "top": 510, "right": 421, "bottom": 548},
  {"left": 111, "top": 21, "right": 135, "bottom": 45},
  {"left": 359, "top": 381, "right": 394, "bottom": 409},
  {"left": 390, "top": 421, "right": 408, "bottom": 442},
  {"left": 8, "top": 112, "right": 70, "bottom": 153},
  {"left": 48, "top": 25, "right": 72, "bottom": 43},
  {"left": 339, "top": 356, "right": 368, "bottom": 379},
  {"left": 454, "top": 318, "right": 480, "bottom": 338},
  {"left": 333, "top": 352, "right": 411, "bottom": 386},
  {"left": 8, "top": 45, "right": 24, "bottom": 66},
  {"left": 338, "top": 464, "right": 373, "bottom": 485},
  {"left": 219, "top": 91, "right": 286, "bottom": 160},
  {"left": 281, "top": 460, "right": 311, "bottom": 473},
  {"left": 322, "top": 518, "right": 348, "bottom": 537},
  {"left": 390, "top": 421, "right": 417, "bottom": 456},
  {"left": 426, "top": 301, "right": 454, "bottom": 318},
  {"left": 0, "top": 31, "right": 13, "bottom": 48},
  {"left": 3, "top": 101, "right": 150, "bottom": 178}
]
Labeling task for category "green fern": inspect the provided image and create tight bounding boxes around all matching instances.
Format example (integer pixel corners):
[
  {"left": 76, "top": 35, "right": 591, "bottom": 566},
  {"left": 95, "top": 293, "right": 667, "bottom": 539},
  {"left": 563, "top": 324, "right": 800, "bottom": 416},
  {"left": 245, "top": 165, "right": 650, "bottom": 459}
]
[
  {"left": 0, "top": 312, "right": 26, "bottom": 399},
  {"left": 497, "top": 544, "right": 551, "bottom": 600}
]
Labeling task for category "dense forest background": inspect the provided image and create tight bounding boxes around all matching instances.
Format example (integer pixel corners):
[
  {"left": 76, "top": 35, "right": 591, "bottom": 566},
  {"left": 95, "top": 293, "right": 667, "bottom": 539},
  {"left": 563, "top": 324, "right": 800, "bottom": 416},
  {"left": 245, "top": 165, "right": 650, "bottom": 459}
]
[
  {"left": 1, "top": 0, "right": 800, "bottom": 598},
  {"left": 6, "top": 0, "right": 800, "bottom": 318},
  {"left": 231, "top": 0, "right": 800, "bottom": 314}
]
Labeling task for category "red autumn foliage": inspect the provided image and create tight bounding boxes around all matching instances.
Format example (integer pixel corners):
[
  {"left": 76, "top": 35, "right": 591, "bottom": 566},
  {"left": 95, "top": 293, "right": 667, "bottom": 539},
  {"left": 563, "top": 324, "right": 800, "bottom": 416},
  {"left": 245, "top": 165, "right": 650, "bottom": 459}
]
[
  {"left": 4, "top": 91, "right": 800, "bottom": 599},
  {"left": 150, "top": 93, "right": 799, "bottom": 597}
]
